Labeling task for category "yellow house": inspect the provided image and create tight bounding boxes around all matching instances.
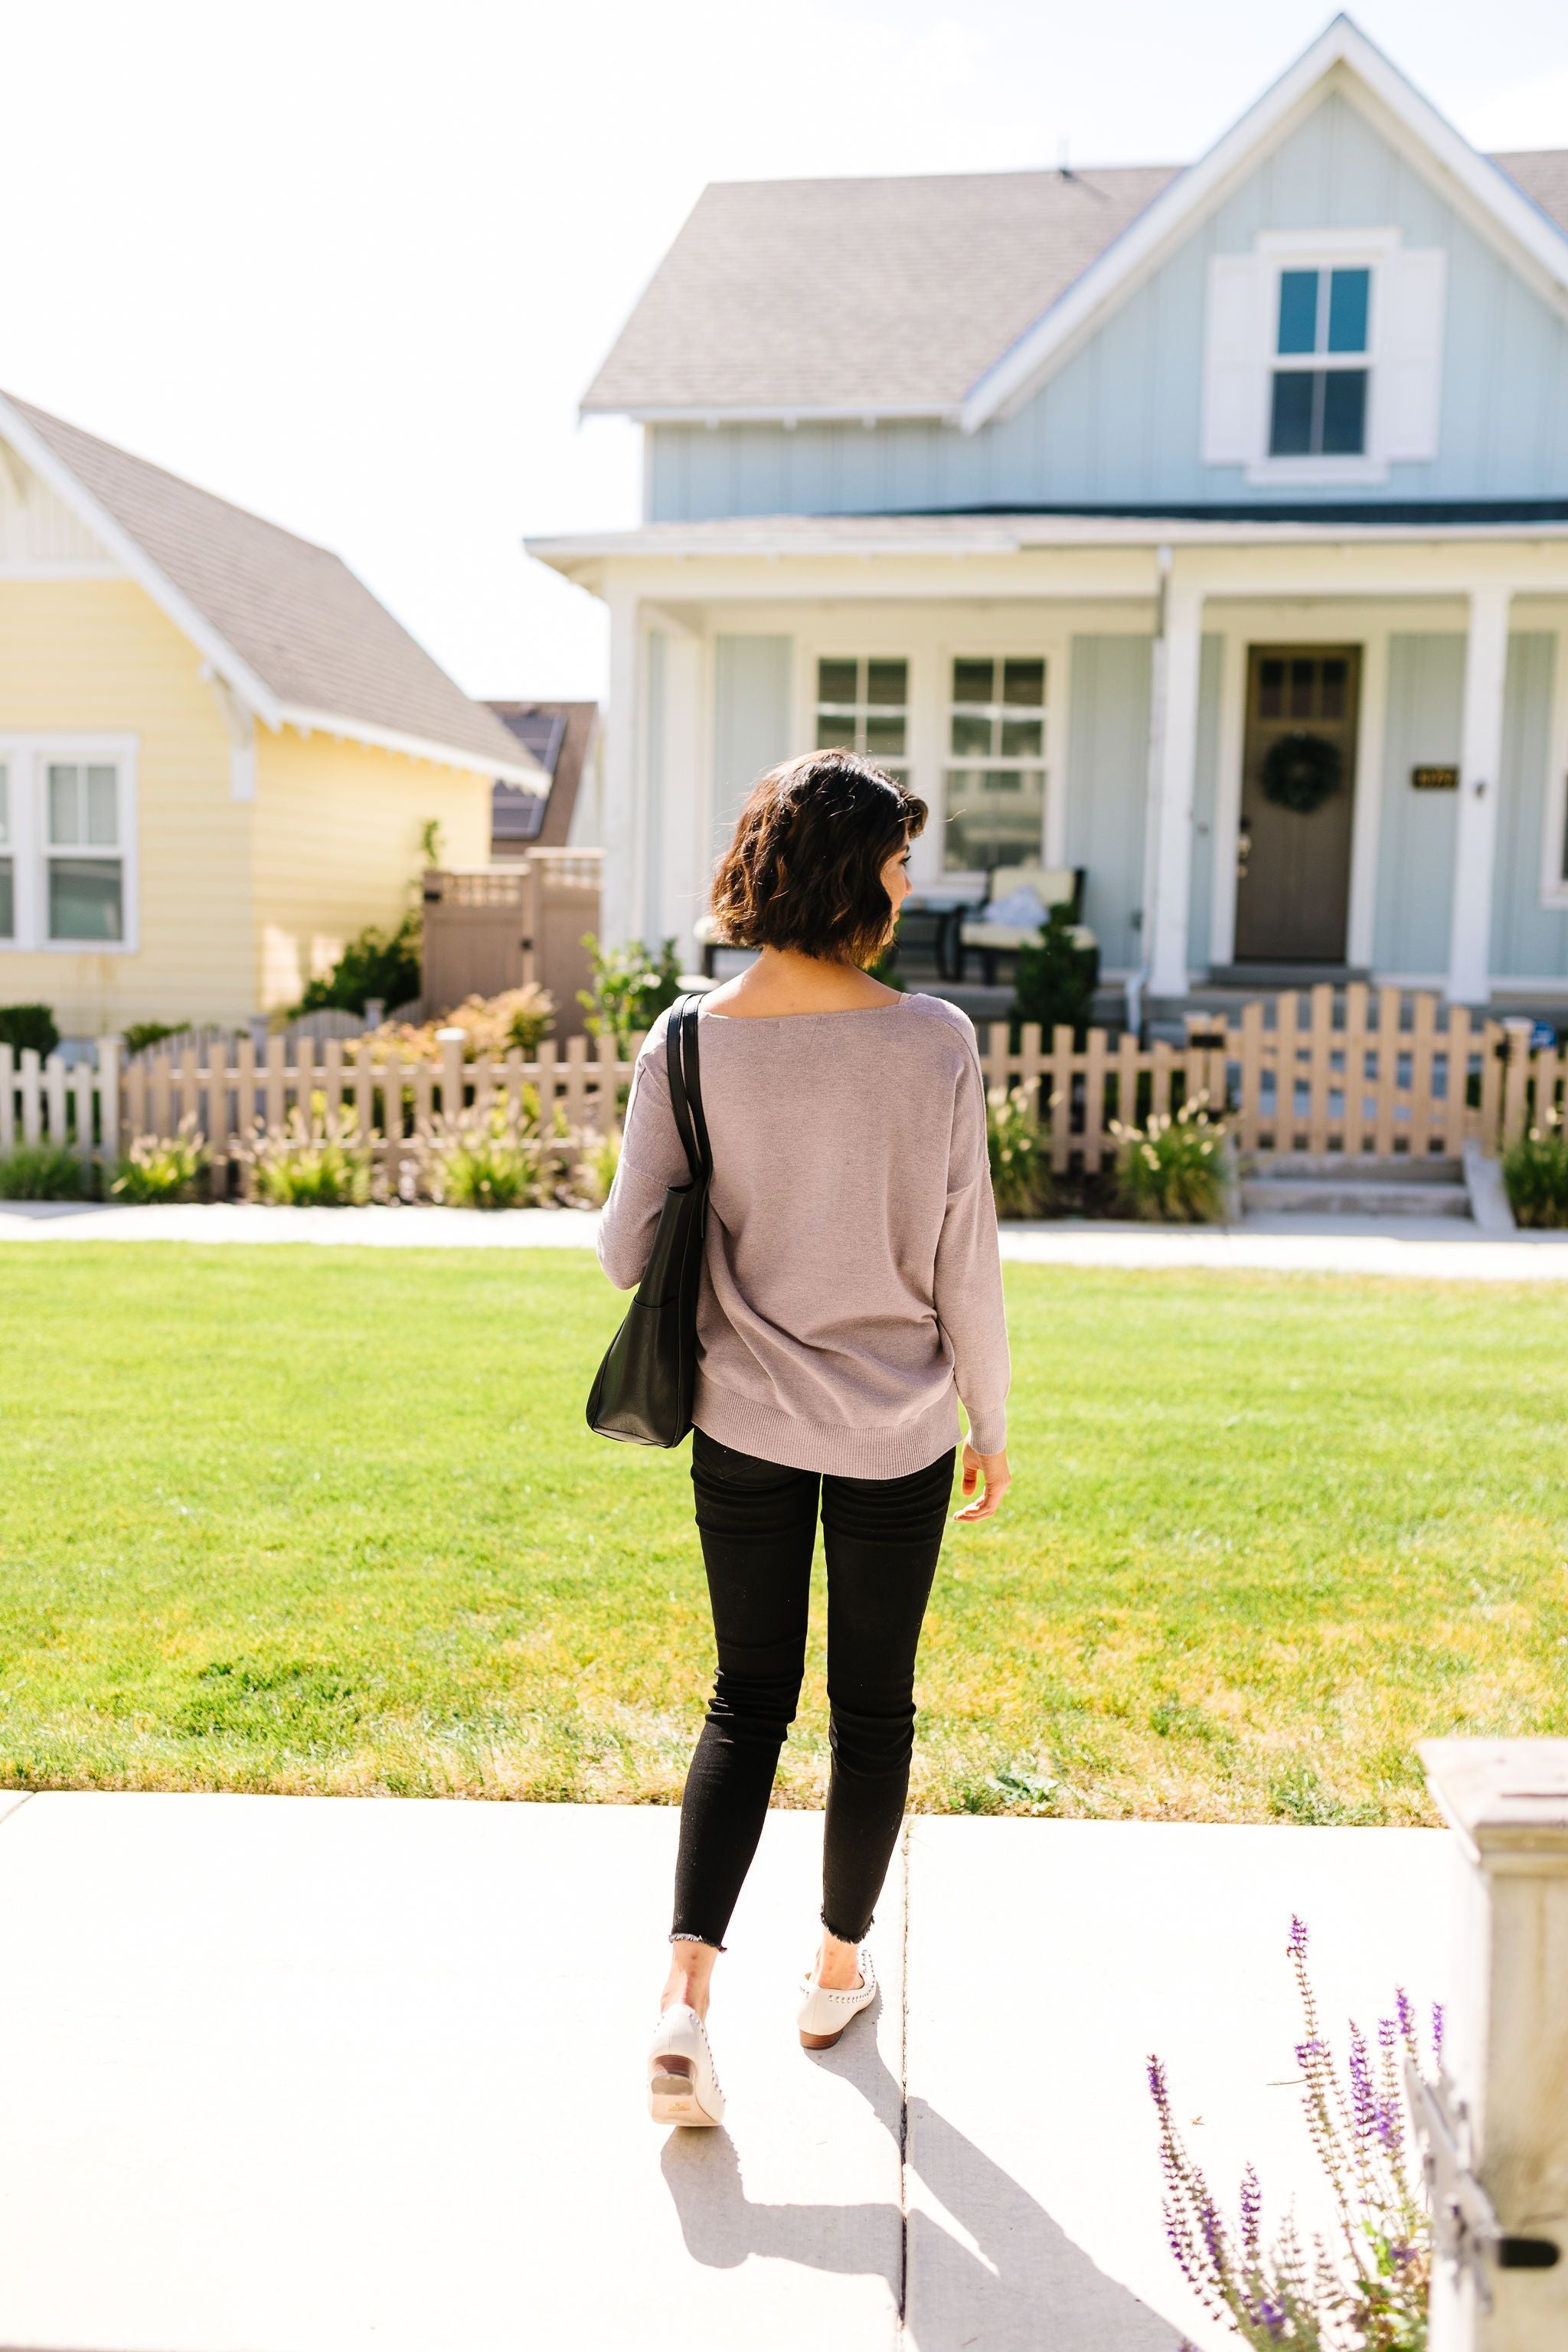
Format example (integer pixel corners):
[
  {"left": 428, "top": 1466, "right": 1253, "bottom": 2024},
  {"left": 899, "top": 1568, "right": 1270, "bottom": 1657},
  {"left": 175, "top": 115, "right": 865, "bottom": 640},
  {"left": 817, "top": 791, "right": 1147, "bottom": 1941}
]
[{"left": 0, "top": 392, "right": 541, "bottom": 1035}]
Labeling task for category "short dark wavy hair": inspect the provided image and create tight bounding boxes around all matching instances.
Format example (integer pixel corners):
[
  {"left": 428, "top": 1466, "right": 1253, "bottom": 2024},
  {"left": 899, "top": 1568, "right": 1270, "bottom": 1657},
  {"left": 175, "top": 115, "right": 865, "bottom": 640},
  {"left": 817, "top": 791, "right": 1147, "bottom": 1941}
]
[{"left": 710, "top": 750, "right": 927, "bottom": 966}]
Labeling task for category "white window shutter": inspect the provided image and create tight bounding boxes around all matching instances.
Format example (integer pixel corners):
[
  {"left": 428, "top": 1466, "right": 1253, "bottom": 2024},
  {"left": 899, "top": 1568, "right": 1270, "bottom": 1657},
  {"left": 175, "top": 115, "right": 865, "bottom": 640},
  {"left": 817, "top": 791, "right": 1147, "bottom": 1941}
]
[
  {"left": 1376, "top": 249, "right": 1446, "bottom": 463},
  {"left": 1202, "top": 254, "right": 1269, "bottom": 466}
]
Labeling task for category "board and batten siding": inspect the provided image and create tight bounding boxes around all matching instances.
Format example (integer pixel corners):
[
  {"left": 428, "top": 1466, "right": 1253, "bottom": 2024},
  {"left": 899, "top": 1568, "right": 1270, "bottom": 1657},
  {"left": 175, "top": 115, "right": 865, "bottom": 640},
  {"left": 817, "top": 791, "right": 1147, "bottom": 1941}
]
[
  {"left": 253, "top": 730, "right": 492, "bottom": 1013},
  {"left": 1374, "top": 635, "right": 1463, "bottom": 977},
  {"left": 1491, "top": 632, "right": 1568, "bottom": 979},
  {"left": 648, "top": 92, "right": 1568, "bottom": 522},
  {"left": 0, "top": 576, "right": 253, "bottom": 1033},
  {"left": 712, "top": 635, "right": 793, "bottom": 854},
  {"left": 1063, "top": 635, "right": 1152, "bottom": 974}
]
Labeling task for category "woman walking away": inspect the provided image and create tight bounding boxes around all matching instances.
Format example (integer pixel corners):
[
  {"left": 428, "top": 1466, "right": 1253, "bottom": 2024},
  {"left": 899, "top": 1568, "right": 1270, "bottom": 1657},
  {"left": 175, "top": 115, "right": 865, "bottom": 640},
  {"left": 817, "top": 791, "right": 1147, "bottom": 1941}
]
[{"left": 596, "top": 750, "right": 1011, "bottom": 2129}]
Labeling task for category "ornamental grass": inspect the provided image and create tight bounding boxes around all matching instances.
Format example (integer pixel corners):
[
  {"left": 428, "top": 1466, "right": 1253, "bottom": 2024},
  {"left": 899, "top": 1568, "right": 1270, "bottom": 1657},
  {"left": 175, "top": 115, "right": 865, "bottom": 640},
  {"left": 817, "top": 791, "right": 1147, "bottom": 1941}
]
[
  {"left": 986, "top": 1083, "right": 1055, "bottom": 1218},
  {"left": 112, "top": 1116, "right": 209, "bottom": 1204},
  {"left": 1112, "top": 1094, "right": 1228, "bottom": 1223},
  {"left": 1502, "top": 1106, "right": 1568, "bottom": 1229}
]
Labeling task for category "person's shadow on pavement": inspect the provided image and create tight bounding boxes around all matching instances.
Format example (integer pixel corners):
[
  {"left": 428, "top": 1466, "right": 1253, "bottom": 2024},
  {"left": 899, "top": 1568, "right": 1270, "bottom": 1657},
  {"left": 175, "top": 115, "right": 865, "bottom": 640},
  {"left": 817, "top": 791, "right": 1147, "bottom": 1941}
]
[{"left": 660, "top": 2024, "right": 1184, "bottom": 2350}]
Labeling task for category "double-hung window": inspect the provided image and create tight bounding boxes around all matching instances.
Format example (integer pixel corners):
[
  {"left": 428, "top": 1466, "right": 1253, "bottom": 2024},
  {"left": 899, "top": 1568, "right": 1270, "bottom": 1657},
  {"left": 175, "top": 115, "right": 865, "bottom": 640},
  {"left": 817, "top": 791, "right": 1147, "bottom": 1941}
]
[
  {"left": 943, "top": 657, "right": 1047, "bottom": 874},
  {"left": 815, "top": 657, "right": 909, "bottom": 778},
  {"left": 46, "top": 762, "right": 124, "bottom": 941},
  {"left": 0, "top": 740, "right": 135, "bottom": 951},
  {"left": 1269, "top": 266, "right": 1370, "bottom": 458}
]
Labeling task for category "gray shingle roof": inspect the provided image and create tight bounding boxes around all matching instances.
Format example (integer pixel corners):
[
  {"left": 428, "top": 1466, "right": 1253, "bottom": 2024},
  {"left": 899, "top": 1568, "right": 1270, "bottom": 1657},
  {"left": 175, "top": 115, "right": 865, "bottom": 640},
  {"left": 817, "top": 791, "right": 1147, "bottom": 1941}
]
[
  {"left": 584, "top": 150, "right": 1568, "bottom": 418},
  {"left": 1494, "top": 150, "right": 1568, "bottom": 236},
  {"left": 5, "top": 394, "right": 531, "bottom": 774},
  {"left": 581, "top": 167, "right": 1181, "bottom": 414}
]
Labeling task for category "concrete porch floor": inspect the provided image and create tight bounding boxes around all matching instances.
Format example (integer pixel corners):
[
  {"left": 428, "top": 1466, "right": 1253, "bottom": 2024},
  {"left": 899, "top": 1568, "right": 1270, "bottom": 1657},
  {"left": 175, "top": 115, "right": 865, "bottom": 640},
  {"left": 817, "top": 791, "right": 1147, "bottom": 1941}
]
[{"left": 0, "top": 1792, "right": 1457, "bottom": 2352}]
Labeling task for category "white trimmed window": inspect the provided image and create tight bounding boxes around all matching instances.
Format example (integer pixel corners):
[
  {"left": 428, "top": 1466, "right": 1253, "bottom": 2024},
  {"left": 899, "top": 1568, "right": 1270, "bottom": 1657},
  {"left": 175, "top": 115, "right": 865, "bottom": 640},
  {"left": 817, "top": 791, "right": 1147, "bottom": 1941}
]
[
  {"left": 815, "top": 657, "right": 909, "bottom": 779},
  {"left": 943, "top": 656, "right": 1047, "bottom": 874},
  {"left": 0, "top": 739, "right": 136, "bottom": 952},
  {"left": 1203, "top": 236, "right": 1446, "bottom": 481}
]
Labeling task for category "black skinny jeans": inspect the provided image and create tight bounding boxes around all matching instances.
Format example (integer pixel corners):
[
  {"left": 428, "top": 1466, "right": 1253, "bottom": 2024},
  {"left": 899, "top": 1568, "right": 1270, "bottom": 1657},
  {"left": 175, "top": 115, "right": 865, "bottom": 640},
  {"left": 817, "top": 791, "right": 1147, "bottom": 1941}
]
[{"left": 671, "top": 1428, "right": 955, "bottom": 1950}]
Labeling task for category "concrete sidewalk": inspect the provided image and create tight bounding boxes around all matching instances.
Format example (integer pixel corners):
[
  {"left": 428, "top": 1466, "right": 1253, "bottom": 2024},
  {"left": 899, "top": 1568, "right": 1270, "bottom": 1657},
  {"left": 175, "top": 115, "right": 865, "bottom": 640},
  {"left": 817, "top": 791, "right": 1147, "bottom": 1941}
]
[
  {"left": 4, "top": 1193, "right": 1567, "bottom": 1277},
  {"left": 0, "top": 1793, "right": 1456, "bottom": 2351}
]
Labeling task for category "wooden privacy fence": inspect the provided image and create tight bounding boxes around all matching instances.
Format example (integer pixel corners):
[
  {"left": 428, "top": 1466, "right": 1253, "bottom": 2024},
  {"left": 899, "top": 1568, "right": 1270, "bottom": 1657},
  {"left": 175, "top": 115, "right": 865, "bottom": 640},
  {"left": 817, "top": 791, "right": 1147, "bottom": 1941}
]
[
  {"left": 420, "top": 851, "right": 601, "bottom": 1036},
  {"left": 3, "top": 988, "right": 1563, "bottom": 1180},
  {"left": 977, "top": 984, "right": 1558, "bottom": 1171}
]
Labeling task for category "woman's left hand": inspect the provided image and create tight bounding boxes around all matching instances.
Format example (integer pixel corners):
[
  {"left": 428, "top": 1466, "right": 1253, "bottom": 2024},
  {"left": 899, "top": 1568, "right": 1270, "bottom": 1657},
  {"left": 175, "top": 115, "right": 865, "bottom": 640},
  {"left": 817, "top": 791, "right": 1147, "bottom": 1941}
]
[{"left": 954, "top": 1442, "right": 1010, "bottom": 1523}]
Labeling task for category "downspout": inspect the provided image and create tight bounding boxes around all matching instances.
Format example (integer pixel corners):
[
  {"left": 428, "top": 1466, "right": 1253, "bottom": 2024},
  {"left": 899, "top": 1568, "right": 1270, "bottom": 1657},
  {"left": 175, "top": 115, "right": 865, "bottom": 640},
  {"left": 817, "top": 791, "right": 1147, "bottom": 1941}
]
[{"left": 1128, "top": 542, "right": 1173, "bottom": 1040}]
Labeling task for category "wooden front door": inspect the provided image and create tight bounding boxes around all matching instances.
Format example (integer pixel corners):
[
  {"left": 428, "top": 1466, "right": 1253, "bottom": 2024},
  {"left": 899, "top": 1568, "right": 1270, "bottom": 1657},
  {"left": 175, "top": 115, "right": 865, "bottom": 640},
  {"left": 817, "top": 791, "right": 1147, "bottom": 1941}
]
[{"left": 1234, "top": 646, "right": 1361, "bottom": 963}]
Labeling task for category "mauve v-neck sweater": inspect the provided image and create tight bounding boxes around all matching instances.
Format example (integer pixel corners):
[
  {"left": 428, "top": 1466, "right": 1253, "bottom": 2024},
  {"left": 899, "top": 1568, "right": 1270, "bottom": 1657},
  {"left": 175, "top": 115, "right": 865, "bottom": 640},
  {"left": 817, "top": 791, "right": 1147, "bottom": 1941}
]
[{"left": 596, "top": 992, "right": 1010, "bottom": 1479}]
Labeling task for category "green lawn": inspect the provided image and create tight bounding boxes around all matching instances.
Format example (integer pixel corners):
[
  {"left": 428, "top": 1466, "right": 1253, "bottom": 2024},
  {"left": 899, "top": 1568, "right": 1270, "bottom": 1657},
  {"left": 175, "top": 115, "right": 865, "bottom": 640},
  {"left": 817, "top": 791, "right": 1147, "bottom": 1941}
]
[{"left": 0, "top": 1245, "right": 1563, "bottom": 1822}]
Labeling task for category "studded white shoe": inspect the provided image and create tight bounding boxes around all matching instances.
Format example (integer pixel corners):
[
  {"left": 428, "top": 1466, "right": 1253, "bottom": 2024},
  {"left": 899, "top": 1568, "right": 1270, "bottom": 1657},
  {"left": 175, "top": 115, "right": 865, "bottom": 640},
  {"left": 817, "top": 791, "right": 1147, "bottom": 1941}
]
[
  {"left": 796, "top": 1943, "right": 877, "bottom": 2050},
  {"left": 647, "top": 2001, "right": 726, "bottom": 2128}
]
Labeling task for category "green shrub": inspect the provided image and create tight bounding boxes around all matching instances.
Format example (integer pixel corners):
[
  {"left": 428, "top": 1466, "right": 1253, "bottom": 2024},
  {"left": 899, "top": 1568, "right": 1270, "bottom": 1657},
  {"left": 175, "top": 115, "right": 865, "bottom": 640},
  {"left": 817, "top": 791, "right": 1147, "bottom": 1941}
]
[
  {"left": 1011, "top": 906, "right": 1099, "bottom": 1040},
  {"left": 424, "top": 1108, "right": 547, "bottom": 1210},
  {"left": 112, "top": 1119, "right": 208, "bottom": 1204},
  {"left": 122, "top": 1021, "right": 191, "bottom": 1058},
  {"left": 0, "top": 1143, "right": 85, "bottom": 1199},
  {"left": 294, "top": 913, "right": 420, "bottom": 1018},
  {"left": 1503, "top": 1111, "right": 1568, "bottom": 1228},
  {"left": 579, "top": 935, "right": 682, "bottom": 1054},
  {"left": 247, "top": 1109, "right": 372, "bottom": 1206},
  {"left": 0, "top": 1004, "right": 60, "bottom": 1060},
  {"left": 1112, "top": 1094, "right": 1227, "bottom": 1223},
  {"left": 866, "top": 942, "right": 905, "bottom": 991},
  {"left": 986, "top": 1085, "right": 1054, "bottom": 1218}
]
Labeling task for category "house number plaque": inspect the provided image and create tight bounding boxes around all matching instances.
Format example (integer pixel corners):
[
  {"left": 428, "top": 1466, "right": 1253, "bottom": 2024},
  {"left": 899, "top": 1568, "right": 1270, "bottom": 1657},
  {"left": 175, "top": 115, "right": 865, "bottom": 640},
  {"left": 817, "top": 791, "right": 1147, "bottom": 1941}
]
[{"left": 1411, "top": 765, "right": 1459, "bottom": 790}]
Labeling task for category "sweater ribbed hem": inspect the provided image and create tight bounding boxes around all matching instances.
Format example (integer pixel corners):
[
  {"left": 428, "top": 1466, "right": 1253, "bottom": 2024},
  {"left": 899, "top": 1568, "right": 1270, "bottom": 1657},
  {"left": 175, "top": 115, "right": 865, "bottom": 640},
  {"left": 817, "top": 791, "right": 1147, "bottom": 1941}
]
[{"left": 693, "top": 1380, "right": 962, "bottom": 1481}]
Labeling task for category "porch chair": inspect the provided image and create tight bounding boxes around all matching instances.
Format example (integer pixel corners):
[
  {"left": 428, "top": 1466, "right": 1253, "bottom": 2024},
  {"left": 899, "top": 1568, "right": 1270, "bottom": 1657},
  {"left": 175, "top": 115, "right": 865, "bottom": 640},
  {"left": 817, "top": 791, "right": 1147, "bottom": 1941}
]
[{"left": 956, "top": 864, "right": 1093, "bottom": 985}]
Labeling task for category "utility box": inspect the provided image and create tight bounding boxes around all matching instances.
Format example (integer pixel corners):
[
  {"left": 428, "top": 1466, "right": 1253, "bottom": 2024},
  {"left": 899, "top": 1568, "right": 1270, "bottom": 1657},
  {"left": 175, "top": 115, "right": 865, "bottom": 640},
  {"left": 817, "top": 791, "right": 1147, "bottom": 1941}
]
[{"left": 1418, "top": 1739, "right": 1568, "bottom": 2350}]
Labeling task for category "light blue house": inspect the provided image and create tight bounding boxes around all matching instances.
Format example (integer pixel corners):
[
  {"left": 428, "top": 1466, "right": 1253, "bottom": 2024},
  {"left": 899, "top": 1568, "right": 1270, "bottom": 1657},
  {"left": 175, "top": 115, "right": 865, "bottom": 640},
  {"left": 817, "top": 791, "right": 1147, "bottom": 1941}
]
[{"left": 531, "top": 16, "right": 1568, "bottom": 1012}]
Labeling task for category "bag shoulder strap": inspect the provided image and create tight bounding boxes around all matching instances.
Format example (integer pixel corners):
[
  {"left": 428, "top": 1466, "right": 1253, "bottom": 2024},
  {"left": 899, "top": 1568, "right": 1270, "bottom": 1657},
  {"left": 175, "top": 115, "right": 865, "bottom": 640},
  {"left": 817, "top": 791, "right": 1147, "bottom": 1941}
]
[
  {"left": 678, "top": 995, "right": 711, "bottom": 1180},
  {"left": 665, "top": 995, "right": 711, "bottom": 1184}
]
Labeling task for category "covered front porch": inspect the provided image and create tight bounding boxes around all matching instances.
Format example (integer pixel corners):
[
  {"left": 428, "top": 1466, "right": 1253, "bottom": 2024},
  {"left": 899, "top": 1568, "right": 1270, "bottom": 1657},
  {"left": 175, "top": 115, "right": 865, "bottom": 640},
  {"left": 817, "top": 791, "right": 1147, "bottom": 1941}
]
[{"left": 530, "top": 514, "right": 1568, "bottom": 1020}]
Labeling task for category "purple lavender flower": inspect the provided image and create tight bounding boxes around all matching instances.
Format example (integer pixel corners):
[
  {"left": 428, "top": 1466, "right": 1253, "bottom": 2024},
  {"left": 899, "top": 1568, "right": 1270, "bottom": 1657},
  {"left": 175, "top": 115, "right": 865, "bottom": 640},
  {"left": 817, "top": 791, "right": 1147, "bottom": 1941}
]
[
  {"left": 1288, "top": 1916, "right": 1309, "bottom": 1959},
  {"left": 1348, "top": 2025, "right": 1375, "bottom": 2139},
  {"left": 1432, "top": 2001, "right": 1446, "bottom": 2059},
  {"left": 1239, "top": 2162, "right": 1264, "bottom": 2266}
]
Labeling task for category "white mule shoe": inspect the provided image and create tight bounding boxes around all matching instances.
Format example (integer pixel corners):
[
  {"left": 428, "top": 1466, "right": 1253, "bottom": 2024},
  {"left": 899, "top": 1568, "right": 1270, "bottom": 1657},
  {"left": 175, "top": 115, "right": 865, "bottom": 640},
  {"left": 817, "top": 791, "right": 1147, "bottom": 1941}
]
[
  {"left": 648, "top": 2002, "right": 726, "bottom": 2128},
  {"left": 796, "top": 1944, "right": 877, "bottom": 2050}
]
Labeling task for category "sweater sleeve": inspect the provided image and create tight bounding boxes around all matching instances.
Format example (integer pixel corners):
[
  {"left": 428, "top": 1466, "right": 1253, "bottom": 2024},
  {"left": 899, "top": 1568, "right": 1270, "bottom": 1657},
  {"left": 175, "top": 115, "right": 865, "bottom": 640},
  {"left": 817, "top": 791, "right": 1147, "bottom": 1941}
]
[
  {"left": 595, "top": 1012, "right": 691, "bottom": 1292},
  {"left": 931, "top": 1042, "right": 1011, "bottom": 1455}
]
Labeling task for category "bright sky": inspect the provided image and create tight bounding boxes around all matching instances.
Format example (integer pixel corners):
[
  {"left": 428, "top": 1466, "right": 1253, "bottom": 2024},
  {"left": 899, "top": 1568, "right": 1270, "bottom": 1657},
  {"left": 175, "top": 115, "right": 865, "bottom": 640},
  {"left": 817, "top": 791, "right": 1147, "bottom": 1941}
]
[{"left": 3, "top": 0, "right": 1565, "bottom": 705}]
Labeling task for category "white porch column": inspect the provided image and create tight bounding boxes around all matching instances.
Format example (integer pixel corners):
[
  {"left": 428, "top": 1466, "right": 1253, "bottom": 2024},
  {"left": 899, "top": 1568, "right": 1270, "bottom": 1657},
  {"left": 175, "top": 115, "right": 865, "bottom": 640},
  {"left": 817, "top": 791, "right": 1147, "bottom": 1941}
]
[
  {"left": 1144, "top": 565, "right": 1204, "bottom": 1000},
  {"left": 599, "top": 588, "right": 641, "bottom": 946},
  {"left": 661, "top": 631, "right": 703, "bottom": 955},
  {"left": 1447, "top": 585, "right": 1512, "bottom": 1007},
  {"left": 1418, "top": 1739, "right": 1568, "bottom": 2352}
]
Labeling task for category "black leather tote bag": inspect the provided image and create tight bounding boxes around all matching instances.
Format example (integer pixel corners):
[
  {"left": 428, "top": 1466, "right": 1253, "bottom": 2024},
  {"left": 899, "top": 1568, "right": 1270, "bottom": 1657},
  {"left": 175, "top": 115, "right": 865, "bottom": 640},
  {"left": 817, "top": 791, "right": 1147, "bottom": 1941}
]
[{"left": 585, "top": 994, "right": 711, "bottom": 1447}]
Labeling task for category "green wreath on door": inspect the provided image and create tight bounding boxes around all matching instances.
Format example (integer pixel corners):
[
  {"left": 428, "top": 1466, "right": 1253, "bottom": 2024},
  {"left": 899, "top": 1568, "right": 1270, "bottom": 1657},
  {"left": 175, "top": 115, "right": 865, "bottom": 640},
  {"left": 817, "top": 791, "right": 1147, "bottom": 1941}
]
[{"left": 1260, "top": 730, "right": 1343, "bottom": 815}]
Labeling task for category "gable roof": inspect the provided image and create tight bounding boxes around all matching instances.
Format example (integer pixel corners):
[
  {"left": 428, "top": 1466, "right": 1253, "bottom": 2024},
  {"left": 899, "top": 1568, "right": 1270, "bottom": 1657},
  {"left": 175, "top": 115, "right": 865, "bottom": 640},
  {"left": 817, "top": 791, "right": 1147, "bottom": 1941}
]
[
  {"left": 0, "top": 393, "right": 538, "bottom": 782},
  {"left": 580, "top": 166, "right": 1180, "bottom": 418},
  {"left": 583, "top": 15, "right": 1568, "bottom": 433}
]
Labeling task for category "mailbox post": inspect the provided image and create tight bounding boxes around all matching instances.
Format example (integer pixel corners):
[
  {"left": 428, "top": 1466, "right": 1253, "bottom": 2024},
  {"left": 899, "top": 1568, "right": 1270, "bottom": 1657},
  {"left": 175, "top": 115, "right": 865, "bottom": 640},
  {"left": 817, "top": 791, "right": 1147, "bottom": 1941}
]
[{"left": 1416, "top": 1740, "right": 1568, "bottom": 2350}]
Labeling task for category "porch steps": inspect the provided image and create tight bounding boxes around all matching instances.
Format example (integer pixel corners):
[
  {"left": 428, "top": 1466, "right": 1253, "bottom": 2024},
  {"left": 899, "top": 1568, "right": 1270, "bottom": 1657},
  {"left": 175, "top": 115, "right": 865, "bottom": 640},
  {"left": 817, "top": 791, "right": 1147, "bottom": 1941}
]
[{"left": 1241, "top": 1152, "right": 1472, "bottom": 1220}]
